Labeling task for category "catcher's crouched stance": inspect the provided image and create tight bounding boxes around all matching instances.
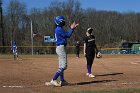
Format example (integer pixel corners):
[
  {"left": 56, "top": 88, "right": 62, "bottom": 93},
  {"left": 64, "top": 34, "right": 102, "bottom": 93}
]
[
  {"left": 45, "top": 16, "right": 79, "bottom": 87},
  {"left": 83, "top": 27, "right": 101, "bottom": 78}
]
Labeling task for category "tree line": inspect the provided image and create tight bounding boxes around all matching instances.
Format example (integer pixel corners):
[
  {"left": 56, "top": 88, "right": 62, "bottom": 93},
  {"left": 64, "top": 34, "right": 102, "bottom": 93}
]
[{"left": 0, "top": 0, "right": 140, "bottom": 54}]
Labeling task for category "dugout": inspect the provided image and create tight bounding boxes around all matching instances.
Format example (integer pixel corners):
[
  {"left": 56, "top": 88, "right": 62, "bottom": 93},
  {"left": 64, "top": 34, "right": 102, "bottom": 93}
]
[
  {"left": 120, "top": 42, "right": 140, "bottom": 54},
  {"left": 131, "top": 43, "right": 140, "bottom": 54}
]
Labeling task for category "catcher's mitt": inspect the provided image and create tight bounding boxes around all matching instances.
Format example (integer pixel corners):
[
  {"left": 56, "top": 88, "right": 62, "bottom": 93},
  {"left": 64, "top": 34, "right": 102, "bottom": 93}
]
[{"left": 96, "top": 52, "right": 102, "bottom": 58}]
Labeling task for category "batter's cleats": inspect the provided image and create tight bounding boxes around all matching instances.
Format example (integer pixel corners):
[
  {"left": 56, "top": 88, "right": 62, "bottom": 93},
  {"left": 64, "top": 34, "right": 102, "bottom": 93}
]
[
  {"left": 59, "top": 80, "right": 69, "bottom": 86},
  {"left": 45, "top": 80, "right": 61, "bottom": 87},
  {"left": 86, "top": 73, "right": 95, "bottom": 78},
  {"left": 88, "top": 74, "right": 95, "bottom": 78},
  {"left": 86, "top": 73, "right": 90, "bottom": 76}
]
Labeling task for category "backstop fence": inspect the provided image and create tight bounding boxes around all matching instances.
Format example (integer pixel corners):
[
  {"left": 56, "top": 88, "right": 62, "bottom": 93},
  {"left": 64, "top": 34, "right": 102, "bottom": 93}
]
[{"left": 0, "top": 46, "right": 140, "bottom": 55}]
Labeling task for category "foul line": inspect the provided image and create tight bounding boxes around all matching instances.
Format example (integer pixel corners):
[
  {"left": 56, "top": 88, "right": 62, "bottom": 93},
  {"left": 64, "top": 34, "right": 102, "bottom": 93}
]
[
  {"left": 130, "top": 62, "right": 139, "bottom": 65},
  {"left": 2, "top": 86, "right": 24, "bottom": 88},
  {"left": 1, "top": 81, "right": 140, "bottom": 88}
]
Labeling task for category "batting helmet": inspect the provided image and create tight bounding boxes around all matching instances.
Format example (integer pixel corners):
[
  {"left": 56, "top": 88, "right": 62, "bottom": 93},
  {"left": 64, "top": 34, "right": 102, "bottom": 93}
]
[
  {"left": 13, "top": 41, "right": 16, "bottom": 45},
  {"left": 54, "top": 16, "right": 65, "bottom": 26}
]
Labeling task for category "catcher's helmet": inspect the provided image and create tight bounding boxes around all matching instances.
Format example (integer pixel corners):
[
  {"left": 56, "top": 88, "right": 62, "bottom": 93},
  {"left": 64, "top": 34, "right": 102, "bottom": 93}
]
[
  {"left": 54, "top": 16, "right": 65, "bottom": 26},
  {"left": 87, "top": 27, "right": 93, "bottom": 31},
  {"left": 87, "top": 27, "right": 93, "bottom": 34}
]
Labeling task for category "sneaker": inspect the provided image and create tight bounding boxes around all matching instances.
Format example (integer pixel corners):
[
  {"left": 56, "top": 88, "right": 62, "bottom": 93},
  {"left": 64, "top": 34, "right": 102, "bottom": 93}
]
[
  {"left": 86, "top": 73, "right": 90, "bottom": 76},
  {"left": 59, "top": 80, "right": 69, "bottom": 86},
  {"left": 45, "top": 80, "right": 61, "bottom": 87},
  {"left": 88, "top": 74, "right": 95, "bottom": 78}
]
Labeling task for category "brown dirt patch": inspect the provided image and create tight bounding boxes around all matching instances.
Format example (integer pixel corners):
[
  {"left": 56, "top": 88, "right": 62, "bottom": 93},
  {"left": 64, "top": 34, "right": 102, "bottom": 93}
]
[{"left": 0, "top": 55, "right": 140, "bottom": 93}]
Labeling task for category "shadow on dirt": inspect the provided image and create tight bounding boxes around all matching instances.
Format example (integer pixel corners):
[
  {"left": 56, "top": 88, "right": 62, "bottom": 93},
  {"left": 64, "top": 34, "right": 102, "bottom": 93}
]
[
  {"left": 95, "top": 73, "right": 123, "bottom": 77},
  {"left": 68, "top": 80, "right": 117, "bottom": 86},
  {"left": 65, "top": 73, "right": 123, "bottom": 86}
]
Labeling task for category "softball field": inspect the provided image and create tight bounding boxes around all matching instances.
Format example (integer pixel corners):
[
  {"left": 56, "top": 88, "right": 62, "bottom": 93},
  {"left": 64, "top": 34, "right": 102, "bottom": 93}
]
[{"left": 0, "top": 54, "right": 140, "bottom": 93}]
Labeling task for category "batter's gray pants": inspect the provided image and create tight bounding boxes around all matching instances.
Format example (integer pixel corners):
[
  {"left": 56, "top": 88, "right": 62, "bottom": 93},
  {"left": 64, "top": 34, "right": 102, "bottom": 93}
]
[{"left": 56, "top": 45, "right": 67, "bottom": 70}]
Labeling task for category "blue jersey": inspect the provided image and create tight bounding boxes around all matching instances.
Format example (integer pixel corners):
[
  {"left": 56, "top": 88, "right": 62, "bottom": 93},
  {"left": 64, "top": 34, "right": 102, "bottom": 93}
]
[
  {"left": 55, "top": 26, "right": 74, "bottom": 46},
  {"left": 12, "top": 44, "right": 17, "bottom": 51}
]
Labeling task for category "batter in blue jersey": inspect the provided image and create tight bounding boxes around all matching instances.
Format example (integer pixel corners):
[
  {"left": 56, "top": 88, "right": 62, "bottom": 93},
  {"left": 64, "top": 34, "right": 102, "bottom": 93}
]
[{"left": 45, "top": 16, "right": 79, "bottom": 87}]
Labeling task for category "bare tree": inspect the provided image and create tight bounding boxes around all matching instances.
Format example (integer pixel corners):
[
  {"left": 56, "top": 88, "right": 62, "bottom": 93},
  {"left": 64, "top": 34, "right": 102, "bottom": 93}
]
[
  {"left": 2, "top": 0, "right": 140, "bottom": 54},
  {"left": 6, "top": 0, "right": 27, "bottom": 44}
]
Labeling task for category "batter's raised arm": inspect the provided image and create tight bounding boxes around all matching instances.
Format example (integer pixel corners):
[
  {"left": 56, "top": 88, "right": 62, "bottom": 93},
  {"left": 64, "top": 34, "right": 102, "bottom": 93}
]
[
  {"left": 65, "top": 28, "right": 74, "bottom": 38},
  {"left": 70, "top": 22, "right": 79, "bottom": 29},
  {"left": 59, "top": 28, "right": 74, "bottom": 38},
  {"left": 59, "top": 22, "right": 79, "bottom": 38}
]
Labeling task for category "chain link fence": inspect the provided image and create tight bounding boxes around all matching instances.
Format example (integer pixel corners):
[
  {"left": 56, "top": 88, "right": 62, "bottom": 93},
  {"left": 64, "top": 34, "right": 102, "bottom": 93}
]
[{"left": 0, "top": 46, "right": 140, "bottom": 55}]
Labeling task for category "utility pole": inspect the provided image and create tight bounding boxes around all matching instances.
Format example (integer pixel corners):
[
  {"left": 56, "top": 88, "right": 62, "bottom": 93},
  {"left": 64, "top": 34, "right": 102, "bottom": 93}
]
[
  {"left": 0, "top": 0, "right": 5, "bottom": 53},
  {"left": 30, "top": 19, "right": 34, "bottom": 55},
  {"left": 24, "top": 15, "right": 34, "bottom": 55}
]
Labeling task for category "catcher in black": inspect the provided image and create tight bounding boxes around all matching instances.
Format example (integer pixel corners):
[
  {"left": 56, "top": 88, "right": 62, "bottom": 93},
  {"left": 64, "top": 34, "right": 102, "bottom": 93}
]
[
  {"left": 75, "top": 41, "right": 80, "bottom": 58},
  {"left": 83, "top": 27, "right": 100, "bottom": 78}
]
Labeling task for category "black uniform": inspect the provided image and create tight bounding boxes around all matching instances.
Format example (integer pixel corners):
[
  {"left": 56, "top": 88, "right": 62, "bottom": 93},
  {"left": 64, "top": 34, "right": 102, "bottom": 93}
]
[
  {"left": 75, "top": 42, "right": 80, "bottom": 57},
  {"left": 84, "top": 35, "right": 98, "bottom": 66}
]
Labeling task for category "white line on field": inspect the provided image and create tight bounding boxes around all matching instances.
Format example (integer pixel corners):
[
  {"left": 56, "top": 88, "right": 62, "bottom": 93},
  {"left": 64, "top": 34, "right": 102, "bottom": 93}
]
[
  {"left": 130, "top": 62, "right": 139, "bottom": 64},
  {"left": 1, "top": 81, "right": 140, "bottom": 88},
  {"left": 2, "top": 86, "right": 24, "bottom": 88}
]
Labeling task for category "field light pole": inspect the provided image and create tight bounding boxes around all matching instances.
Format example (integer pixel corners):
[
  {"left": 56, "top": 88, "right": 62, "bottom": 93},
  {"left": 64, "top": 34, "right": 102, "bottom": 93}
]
[
  {"left": 24, "top": 16, "right": 34, "bottom": 55},
  {"left": 30, "top": 19, "right": 34, "bottom": 55},
  {"left": 25, "top": 16, "right": 36, "bottom": 55},
  {"left": 23, "top": 15, "right": 35, "bottom": 55}
]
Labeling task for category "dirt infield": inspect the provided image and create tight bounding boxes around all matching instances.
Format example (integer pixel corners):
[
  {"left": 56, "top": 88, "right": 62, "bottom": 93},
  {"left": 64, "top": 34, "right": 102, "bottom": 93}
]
[{"left": 0, "top": 54, "right": 140, "bottom": 93}]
